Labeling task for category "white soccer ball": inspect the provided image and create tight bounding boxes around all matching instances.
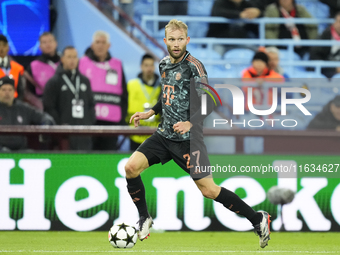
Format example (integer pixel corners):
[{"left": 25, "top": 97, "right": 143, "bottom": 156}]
[{"left": 108, "top": 223, "right": 138, "bottom": 248}]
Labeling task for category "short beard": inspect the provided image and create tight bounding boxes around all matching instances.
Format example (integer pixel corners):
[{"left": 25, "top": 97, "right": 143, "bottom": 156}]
[{"left": 167, "top": 45, "right": 186, "bottom": 60}]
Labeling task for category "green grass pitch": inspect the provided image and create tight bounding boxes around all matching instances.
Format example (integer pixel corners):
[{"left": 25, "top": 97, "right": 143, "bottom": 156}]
[{"left": 0, "top": 231, "right": 340, "bottom": 255}]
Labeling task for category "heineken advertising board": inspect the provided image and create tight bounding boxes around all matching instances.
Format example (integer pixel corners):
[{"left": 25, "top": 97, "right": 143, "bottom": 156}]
[{"left": 0, "top": 153, "right": 339, "bottom": 231}]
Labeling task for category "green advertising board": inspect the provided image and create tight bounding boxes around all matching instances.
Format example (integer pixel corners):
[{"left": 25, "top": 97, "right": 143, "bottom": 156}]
[{"left": 0, "top": 153, "right": 339, "bottom": 231}]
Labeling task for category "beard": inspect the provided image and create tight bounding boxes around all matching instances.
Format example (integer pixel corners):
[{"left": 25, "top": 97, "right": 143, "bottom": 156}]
[{"left": 167, "top": 45, "right": 186, "bottom": 60}]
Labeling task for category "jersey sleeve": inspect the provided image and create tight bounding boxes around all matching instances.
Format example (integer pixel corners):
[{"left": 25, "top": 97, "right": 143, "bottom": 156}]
[
  {"left": 189, "top": 60, "right": 216, "bottom": 125},
  {"left": 189, "top": 58, "right": 208, "bottom": 91},
  {"left": 151, "top": 96, "right": 162, "bottom": 115}
]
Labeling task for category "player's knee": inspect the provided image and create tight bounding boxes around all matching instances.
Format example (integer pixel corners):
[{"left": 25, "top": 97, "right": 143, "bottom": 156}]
[
  {"left": 200, "top": 187, "right": 216, "bottom": 199},
  {"left": 125, "top": 162, "right": 140, "bottom": 179},
  {"left": 199, "top": 185, "right": 220, "bottom": 199}
]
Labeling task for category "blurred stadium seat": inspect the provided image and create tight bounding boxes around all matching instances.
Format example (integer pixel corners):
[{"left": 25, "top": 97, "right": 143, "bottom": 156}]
[
  {"left": 206, "top": 66, "right": 240, "bottom": 78},
  {"left": 279, "top": 49, "right": 301, "bottom": 61},
  {"left": 297, "top": 0, "right": 330, "bottom": 32},
  {"left": 189, "top": 47, "right": 221, "bottom": 60},
  {"left": 222, "top": 48, "right": 255, "bottom": 76},
  {"left": 223, "top": 48, "right": 255, "bottom": 62},
  {"left": 187, "top": 0, "right": 213, "bottom": 16},
  {"left": 187, "top": 21, "right": 209, "bottom": 38}
]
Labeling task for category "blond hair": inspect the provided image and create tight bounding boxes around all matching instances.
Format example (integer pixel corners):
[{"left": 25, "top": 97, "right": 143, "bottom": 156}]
[{"left": 165, "top": 19, "right": 188, "bottom": 37}]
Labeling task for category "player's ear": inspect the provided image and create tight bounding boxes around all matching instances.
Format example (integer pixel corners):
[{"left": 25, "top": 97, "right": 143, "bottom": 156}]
[
  {"left": 186, "top": 36, "right": 190, "bottom": 44},
  {"left": 163, "top": 38, "right": 167, "bottom": 44}
]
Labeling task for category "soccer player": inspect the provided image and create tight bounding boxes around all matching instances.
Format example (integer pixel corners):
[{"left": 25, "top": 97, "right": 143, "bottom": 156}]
[{"left": 126, "top": 19, "right": 271, "bottom": 248}]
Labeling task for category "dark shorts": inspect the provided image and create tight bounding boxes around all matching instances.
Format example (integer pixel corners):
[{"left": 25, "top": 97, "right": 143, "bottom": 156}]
[{"left": 137, "top": 132, "right": 211, "bottom": 180}]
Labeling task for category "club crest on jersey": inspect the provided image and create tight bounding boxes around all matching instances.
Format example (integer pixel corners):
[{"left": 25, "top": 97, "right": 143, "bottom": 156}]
[{"left": 175, "top": 72, "right": 181, "bottom": 80}]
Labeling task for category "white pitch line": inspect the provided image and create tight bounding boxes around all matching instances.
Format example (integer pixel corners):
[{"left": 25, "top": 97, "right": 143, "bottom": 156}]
[{"left": 0, "top": 251, "right": 339, "bottom": 254}]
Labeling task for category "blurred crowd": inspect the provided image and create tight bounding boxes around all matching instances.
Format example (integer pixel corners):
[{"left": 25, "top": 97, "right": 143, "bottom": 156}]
[
  {"left": 207, "top": 0, "right": 340, "bottom": 78},
  {"left": 0, "top": 31, "right": 161, "bottom": 152},
  {"left": 1, "top": 0, "right": 340, "bottom": 152}
]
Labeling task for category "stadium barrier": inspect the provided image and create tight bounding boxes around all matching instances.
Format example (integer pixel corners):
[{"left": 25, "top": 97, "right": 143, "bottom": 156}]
[
  {"left": 141, "top": 16, "right": 334, "bottom": 40},
  {"left": 0, "top": 125, "right": 340, "bottom": 153}
]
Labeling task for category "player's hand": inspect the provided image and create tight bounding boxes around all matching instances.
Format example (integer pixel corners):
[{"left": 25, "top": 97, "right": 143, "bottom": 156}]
[
  {"left": 173, "top": 121, "right": 193, "bottom": 135},
  {"left": 130, "top": 110, "right": 154, "bottom": 127}
]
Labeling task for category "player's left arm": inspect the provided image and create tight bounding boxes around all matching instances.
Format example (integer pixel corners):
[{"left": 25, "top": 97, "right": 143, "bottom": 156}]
[
  {"left": 173, "top": 65, "right": 216, "bottom": 134},
  {"left": 190, "top": 75, "right": 216, "bottom": 122},
  {"left": 173, "top": 76, "right": 215, "bottom": 135}
]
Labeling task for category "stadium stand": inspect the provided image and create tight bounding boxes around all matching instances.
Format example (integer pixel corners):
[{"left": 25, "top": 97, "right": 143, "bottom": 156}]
[
  {"left": 55, "top": 0, "right": 340, "bottom": 139},
  {"left": 137, "top": 0, "right": 337, "bottom": 78},
  {"left": 2, "top": 0, "right": 340, "bottom": 152}
]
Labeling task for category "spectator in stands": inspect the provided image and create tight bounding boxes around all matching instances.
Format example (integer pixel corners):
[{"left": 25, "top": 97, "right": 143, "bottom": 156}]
[
  {"left": 207, "top": 0, "right": 261, "bottom": 41},
  {"left": 127, "top": 53, "right": 161, "bottom": 151},
  {"left": 319, "top": 0, "right": 340, "bottom": 18},
  {"left": 0, "top": 76, "right": 54, "bottom": 151},
  {"left": 79, "top": 31, "right": 128, "bottom": 151},
  {"left": 242, "top": 51, "right": 284, "bottom": 110},
  {"left": 264, "top": 47, "right": 292, "bottom": 103},
  {"left": 241, "top": 51, "right": 284, "bottom": 154},
  {"left": 307, "top": 95, "right": 340, "bottom": 130},
  {"left": 25, "top": 32, "right": 60, "bottom": 97},
  {"left": 0, "top": 35, "right": 24, "bottom": 100},
  {"left": 242, "top": 51, "right": 284, "bottom": 80},
  {"left": 265, "top": 46, "right": 289, "bottom": 79},
  {"left": 264, "top": 0, "right": 318, "bottom": 57},
  {"left": 43, "top": 46, "right": 96, "bottom": 151},
  {"left": 309, "top": 12, "right": 340, "bottom": 78}
]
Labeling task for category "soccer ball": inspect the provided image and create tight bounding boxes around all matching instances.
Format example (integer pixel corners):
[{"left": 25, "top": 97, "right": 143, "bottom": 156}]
[{"left": 108, "top": 223, "right": 138, "bottom": 248}]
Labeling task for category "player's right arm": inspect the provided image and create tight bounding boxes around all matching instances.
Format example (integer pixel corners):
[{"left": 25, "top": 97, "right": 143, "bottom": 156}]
[
  {"left": 130, "top": 94, "right": 162, "bottom": 127},
  {"left": 129, "top": 110, "right": 155, "bottom": 127}
]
